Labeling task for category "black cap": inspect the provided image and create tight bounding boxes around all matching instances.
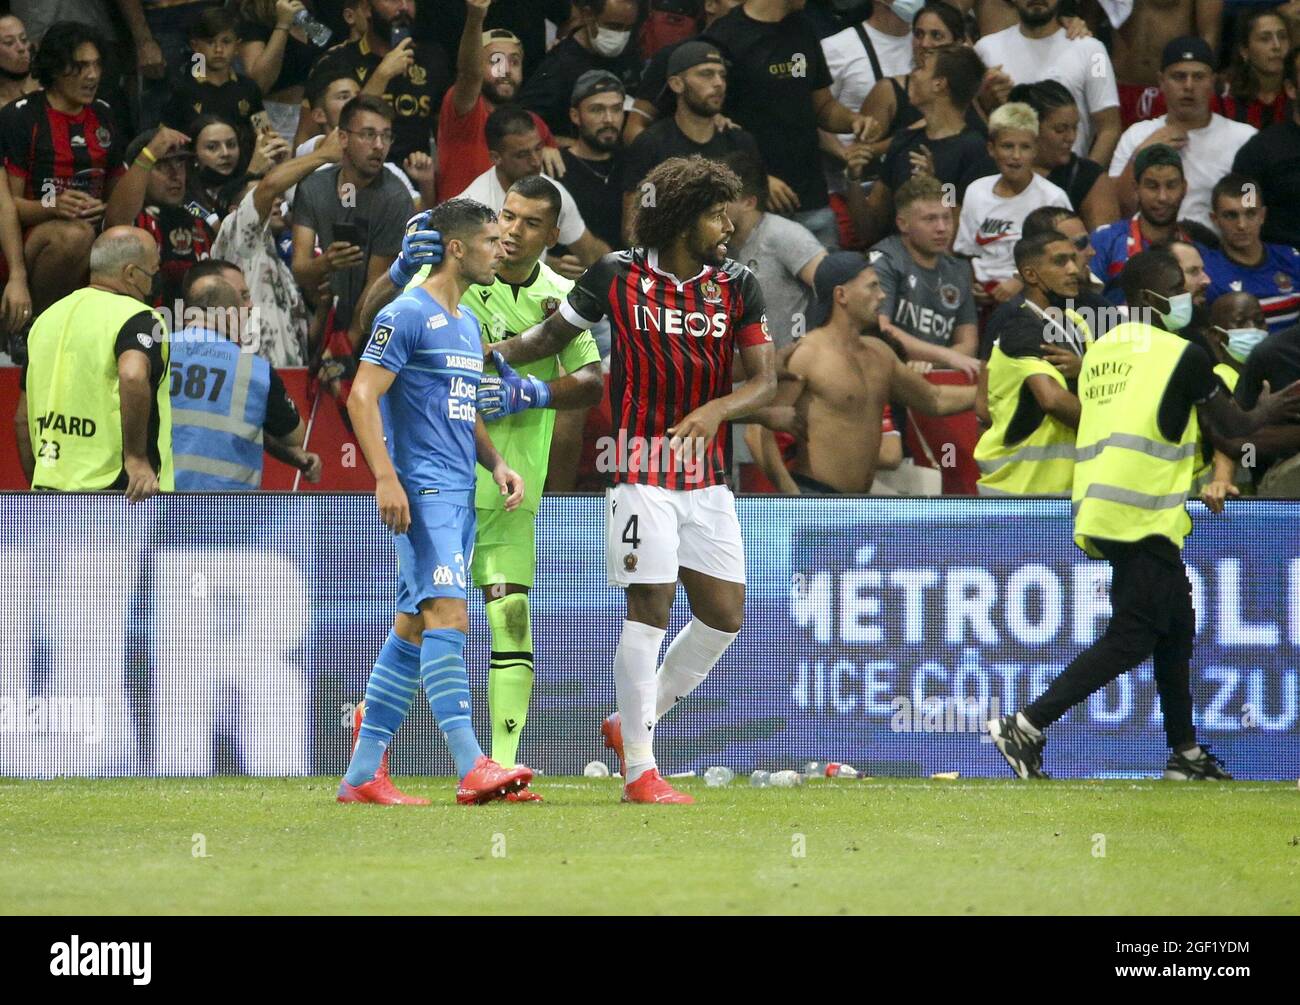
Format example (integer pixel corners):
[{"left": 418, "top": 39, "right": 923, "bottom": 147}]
[
  {"left": 1134, "top": 143, "right": 1183, "bottom": 181},
  {"left": 667, "top": 40, "right": 728, "bottom": 78},
  {"left": 124, "top": 131, "right": 191, "bottom": 167},
  {"left": 810, "top": 252, "right": 874, "bottom": 327},
  {"left": 1161, "top": 36, "right": 1215, "bottom": 71},
  {"left": 571, "top": 69, "right": 624, "bottom": 107}
]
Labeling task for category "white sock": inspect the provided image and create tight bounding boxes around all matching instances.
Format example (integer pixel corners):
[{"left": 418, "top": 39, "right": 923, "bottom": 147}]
[
  {"left": 613, "top": 619, "right": 666, "bottom": 783},
  {"left": 1016, "top": 712, "right": 1043, "bottom": 738},
  {"left": 654, "top": 618, "right": 739, "bottom": 720}
]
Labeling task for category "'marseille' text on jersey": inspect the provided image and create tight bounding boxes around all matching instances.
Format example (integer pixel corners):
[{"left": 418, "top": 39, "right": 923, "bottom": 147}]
[
  {"left": 362, "top": 287, "right": 483, "bottom": 493},
  {"left": 561, "top": 248, "right": 770, "bottom": 490}
]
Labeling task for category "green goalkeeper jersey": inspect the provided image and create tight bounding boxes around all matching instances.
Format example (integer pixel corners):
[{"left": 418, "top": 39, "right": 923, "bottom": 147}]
[{"left": 407, "top": 260, "right": 601, "bottom": 513}]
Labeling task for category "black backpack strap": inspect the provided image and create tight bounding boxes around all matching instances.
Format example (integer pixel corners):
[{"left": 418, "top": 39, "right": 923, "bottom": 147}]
[{"left": 853, "top": 22, "right": 883, "bottom": 82}]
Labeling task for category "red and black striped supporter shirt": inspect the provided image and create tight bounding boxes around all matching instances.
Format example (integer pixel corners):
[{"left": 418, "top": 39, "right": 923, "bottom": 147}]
[
  {"left": 560, "top": 247, "right": 771, "bottom": 490},
  {"left": 0, "top": 91, "right": 124, "bottom": 202}
]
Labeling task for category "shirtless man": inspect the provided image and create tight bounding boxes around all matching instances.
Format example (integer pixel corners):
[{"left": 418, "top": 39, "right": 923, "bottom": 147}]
[
  {"left": 753, "top": 252, "right": 975, "bottom": 494},
  {"left": 1112, "top": 0, "right": 1223, "bottom": 126}
]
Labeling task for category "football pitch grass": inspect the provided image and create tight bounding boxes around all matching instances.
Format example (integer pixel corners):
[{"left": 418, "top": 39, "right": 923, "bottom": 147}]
[{"left": 2, "top": 777, "right": 1298, "bottom": 915}]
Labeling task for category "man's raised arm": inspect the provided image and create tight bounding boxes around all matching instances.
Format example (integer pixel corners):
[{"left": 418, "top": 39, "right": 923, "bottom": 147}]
[{"left": 493, "top": 309, "right": 586, "bottom": 366}]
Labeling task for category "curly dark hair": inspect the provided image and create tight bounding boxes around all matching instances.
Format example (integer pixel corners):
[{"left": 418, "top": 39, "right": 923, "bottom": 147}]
[{"left": 630, "top": 156, "right": 742, "bottom": 251}]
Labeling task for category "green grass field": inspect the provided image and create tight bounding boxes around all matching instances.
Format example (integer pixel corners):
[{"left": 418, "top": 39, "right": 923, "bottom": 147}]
[{"left": 2, "top": 777, "right": 1298, "bottom": 915}]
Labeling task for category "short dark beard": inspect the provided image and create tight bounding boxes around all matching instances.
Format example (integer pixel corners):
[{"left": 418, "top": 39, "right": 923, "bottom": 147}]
[
  {"left": 580, "top": 126, "right": 619, "bottom": 154},
  {"left": 369, "top": 11, "right": 411, "bottom": 47},
  {"left": 691, "top": 228, "right": 726, "bottom": 266},
  {"left": 681, "top": 90, "right": 721, "bottom": 119},
  {"left": 1018, "top": 0, "right": 1061, "bottom": 29},
  {"left": 1141, "top": 206, "right": 1178, "bottom": 228},
  {"left": 0, "top": 65, "right": 28, "bottom": 82},
  {"left": 482, "top": 77, "right": 516, "bottom": 106}
]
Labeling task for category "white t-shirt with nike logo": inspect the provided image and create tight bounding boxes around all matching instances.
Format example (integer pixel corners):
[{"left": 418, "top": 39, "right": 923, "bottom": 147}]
[{"left": 954, "top": 172, "right": 1072, "bottom": 284}]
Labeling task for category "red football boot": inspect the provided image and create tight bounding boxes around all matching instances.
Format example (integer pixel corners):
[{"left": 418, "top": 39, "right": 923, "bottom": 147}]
[
  {"left": 337, "top": 775, "right": 431, "bottom": 805},
  {"left": 351, "top": 700, "right": 391, "bottom": 781},
  {"left": 621, "top": 768, "right": 694, "bottom": 805},
  {"left": 600, "top": 712, "right": 625, "bottom": 775},
  {"left": 505, "top": 785, "right": 544, "bottom": 803},
  {"left": 456, "top": 756, "right": 534, "bottom": 805}
]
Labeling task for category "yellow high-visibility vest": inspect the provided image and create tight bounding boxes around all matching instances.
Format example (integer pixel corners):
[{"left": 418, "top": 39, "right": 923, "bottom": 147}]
[
  {"left": 1073, "top": 322, "right": 1198, "bottom": 557},
  {"left": 25, "top": 288, "right": 173, "bottom": 491}
]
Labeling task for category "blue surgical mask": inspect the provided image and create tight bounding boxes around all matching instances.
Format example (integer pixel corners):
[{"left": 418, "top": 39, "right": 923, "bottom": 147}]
[
  {"left": 890, "top": 0, "right": 926, "bottom": 21},
  {"left": 1148, "top": 290, "right": 1194, "bottom": 331},
  {"left": 1225, "top": 326, "right": 1268, "bottom": 363}
]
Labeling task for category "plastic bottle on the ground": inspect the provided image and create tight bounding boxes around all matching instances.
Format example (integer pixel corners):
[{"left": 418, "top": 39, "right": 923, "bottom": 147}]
[
  {"left": 826, "top": 762, "right": 859, "bottom": 779},
  {"left": 750, "top": 770, "right": 771, "bottom": 787},
  {"left": 769, "top": 770, "right": 803, "bottom": 787},
  {"left": 583, "top": 760, "right": 610, "bottom": 778},
  {"left": 703, "top": 766, "right": 734, "bottom": 787},
  {"left": 801, "top": 760, "right": 825, "bottom": 778}
]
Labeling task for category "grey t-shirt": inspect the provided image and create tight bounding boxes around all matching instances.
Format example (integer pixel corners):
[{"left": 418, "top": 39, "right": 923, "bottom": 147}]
[
  {"left": 293, "top": 166, "right": 414, "bottom": 332},
  {"left": 736, "top": 213, "right": 826, "bottom": 349},
  {"left": 869, "top": 235, "right": 976, "bottom": 347}
]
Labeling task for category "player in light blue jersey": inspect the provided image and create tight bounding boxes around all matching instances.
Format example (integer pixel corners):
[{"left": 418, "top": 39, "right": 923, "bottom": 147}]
[{"left": 338, "top": 199, "right": 533, "bottom": 806}]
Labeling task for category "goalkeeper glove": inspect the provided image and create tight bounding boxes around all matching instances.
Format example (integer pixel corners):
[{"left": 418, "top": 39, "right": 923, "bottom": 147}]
[
  {"left": 478, "top": 352, "right": 552, "bottom": 421},
  {"left": 389, "top": 210, "right": 444, "bottom": 288}
]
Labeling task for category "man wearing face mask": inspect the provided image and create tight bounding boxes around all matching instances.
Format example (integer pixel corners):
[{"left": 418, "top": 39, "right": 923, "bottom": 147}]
[
  {"left": 974, "top": 230, "right": 1091, "bottom": 496},
  {"left": 518, "top": 0, "right": 642, "bottom": 140},
  {"left": 15, "top": 226, "right": 173, "bottom": 501},
  {"left": 988, "top": 248, "right": 1300, "bottom": 783},
  {"left": 1227, "top": 292, "right": 1300, "bottom": 497},
  {"left": 1204, "top": 173, "right": 1300, "bottom": 337}
]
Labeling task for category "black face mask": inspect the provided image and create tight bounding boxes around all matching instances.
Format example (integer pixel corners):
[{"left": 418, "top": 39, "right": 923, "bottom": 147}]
[
  {"left": 133, "top": 265, "right": 163, "bottom": 303},
  {"left": 197, "top": 163, "right": 231, "bottom": 188}
]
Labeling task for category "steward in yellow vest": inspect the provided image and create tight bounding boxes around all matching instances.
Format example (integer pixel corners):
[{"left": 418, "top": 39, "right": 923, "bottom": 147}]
[
  {"left": 18, "top": 227, "right": 172, "bottom": 500},
  {"left": 986, "top": 249, "right": 1300, "bottom": 783},
  {"left": 975, "top": 233, "right": 1094, "bottom": 496}
]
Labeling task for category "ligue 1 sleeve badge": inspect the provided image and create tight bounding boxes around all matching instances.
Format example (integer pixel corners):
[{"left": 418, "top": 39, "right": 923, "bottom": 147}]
[
  {"left": 1276, "top": 272, "right": 1294, "bottom": 293},
  {"left": 700, "top": 279, "right": 722, "bottom": 304},
  {"left": 624, "top": 553, "right": 638, "bottom": 572},
  {"left": 542, "top": 296, "right": 560, "bottom": 317}
]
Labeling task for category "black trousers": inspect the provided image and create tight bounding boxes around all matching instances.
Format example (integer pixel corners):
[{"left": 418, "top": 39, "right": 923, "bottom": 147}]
[{"left": 1025, "top": 538, "right": 1197, "bottom": 749}]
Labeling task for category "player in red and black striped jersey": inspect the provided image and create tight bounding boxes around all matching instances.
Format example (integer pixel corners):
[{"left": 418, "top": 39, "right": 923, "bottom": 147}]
[
  {"left": 492, "top": 155, "right": 779, "bottom": 805},
  {"left": 0, "top": 23, "right": 124, "bottom": 316},
  {"left": 563, "top": 244, "right": 770, "bottom": 490}
]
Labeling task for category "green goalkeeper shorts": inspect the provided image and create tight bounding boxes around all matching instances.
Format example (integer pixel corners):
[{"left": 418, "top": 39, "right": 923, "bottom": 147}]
[{"left": 471, "top": 506, "right": 538, "bottom": 590}]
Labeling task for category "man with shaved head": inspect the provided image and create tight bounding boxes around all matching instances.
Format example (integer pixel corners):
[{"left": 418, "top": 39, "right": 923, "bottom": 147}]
[
  {"left": 169, "top": 259, "right": 320, "bottom": 490},
  {"left": 16, "top": 225, "right": 172, "bottom": 500}
]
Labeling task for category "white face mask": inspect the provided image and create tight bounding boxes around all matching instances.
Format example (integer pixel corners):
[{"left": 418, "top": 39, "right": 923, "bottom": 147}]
[
  {"left": 1225, "top": 326, "right": 1269, "bottom": 363},
  {"left": 890, "top": 0, "right": 926, "bottom": 22},
  {"left": 591, "top": 25, "right": 631, "bottom": 58}
]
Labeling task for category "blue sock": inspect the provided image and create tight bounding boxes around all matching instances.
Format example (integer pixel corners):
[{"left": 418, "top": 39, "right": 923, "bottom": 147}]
[
  {"left": 344, "top": 631, "right": 422, "bottom": 786},
  {"left": 421, "top": 628, "right": 483, "bottom": 779}
]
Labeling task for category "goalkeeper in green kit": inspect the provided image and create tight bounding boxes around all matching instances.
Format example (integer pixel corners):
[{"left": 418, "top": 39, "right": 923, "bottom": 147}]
[{"left": 353, "top": 177, "right": 603, "bottom": 801}]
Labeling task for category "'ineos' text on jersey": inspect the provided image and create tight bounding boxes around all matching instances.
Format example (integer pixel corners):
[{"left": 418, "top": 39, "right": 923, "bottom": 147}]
[{"left": 566, "top": 249, "right": 771, "bottom": 491}]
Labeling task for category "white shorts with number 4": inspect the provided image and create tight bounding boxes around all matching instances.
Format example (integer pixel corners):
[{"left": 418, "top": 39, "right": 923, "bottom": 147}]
[{"left": 605, "top": 482, "right": 746, "bottom": 587}]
